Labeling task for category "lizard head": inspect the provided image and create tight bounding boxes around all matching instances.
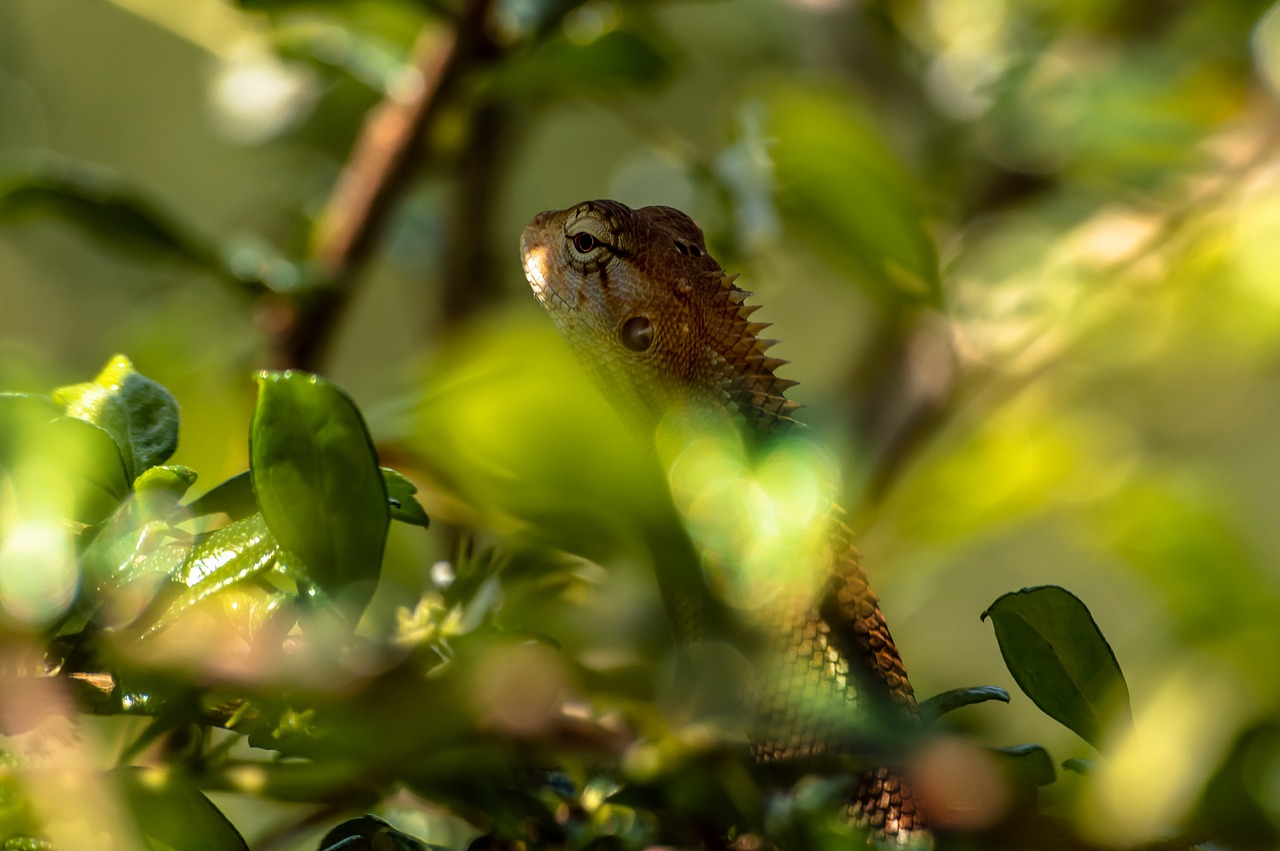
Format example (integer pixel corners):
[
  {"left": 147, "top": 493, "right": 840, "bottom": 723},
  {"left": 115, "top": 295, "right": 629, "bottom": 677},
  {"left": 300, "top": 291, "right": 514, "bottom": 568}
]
[{"left": 520, "top": 199, "right": 800, "bottom": 435}]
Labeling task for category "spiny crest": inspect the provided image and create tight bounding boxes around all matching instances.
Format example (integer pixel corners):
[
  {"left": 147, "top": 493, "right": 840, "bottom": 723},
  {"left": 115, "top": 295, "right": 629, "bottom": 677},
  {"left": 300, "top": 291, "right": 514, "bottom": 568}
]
[{"left": 711, "top": 272, "right": 804, "bottom": 432}]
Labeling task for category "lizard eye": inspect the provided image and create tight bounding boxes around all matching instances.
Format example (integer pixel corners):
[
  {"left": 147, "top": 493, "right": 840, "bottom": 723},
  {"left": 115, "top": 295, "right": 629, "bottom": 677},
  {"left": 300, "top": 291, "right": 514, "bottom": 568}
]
[
  {"left": 620, "top": 316, "right": 653, "bottom": 352},
  {"left": 571, "top": 232, "right": 599, "bottom": 254}
]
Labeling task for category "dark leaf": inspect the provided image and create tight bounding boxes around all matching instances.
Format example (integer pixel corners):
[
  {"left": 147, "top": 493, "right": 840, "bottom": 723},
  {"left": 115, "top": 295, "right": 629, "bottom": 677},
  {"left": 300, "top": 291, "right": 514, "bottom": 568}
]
[
  {"left": 919, "top": 686, "right": 1011, "bottom": 726},
  {"left": 251, "top": 371, "right": 388, "bottom": 614},
  {"left": 981, "top": 585, "right": 1132, "bottom": 750},
  {"left": 1061, "top": 758, "right": 1094, "bottom": 775},
  {"left": 318, "top": 815, "right": 443, "bottom": 851},
  {"left": 381, "top": 467, "right": 430, "bottom": 528}
]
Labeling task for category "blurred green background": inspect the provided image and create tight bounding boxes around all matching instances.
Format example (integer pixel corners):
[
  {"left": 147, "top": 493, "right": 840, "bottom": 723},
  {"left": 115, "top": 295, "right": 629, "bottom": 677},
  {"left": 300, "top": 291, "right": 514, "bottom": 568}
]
[{"left": 4, "top": 0, "right": 1280, "bottom": 846}]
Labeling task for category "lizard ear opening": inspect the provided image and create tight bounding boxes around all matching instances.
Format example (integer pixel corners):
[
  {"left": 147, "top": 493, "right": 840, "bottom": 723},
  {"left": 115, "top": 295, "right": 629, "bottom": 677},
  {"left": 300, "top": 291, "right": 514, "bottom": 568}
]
[{"left": 620, "top": 316, "right": 654, "bottom": 352}]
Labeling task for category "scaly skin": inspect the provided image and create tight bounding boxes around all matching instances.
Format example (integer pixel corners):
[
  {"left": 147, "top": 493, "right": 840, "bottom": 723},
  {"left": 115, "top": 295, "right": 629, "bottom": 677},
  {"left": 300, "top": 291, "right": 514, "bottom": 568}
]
[{"left": 521, "top": 200, "right": 926, "bottom": 843}]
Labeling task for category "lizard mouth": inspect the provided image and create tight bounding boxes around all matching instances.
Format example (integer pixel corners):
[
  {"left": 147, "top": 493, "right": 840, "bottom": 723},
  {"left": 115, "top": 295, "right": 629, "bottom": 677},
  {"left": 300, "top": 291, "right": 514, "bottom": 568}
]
[{"left": 520, "top": 229, "right": 573, "bottom": 309}]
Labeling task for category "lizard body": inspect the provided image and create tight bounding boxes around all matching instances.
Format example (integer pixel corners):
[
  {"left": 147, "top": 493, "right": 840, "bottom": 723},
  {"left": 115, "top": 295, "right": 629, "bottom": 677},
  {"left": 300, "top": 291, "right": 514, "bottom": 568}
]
[{"left": 520, "top": 199, "right": 926, "bottom": 844}]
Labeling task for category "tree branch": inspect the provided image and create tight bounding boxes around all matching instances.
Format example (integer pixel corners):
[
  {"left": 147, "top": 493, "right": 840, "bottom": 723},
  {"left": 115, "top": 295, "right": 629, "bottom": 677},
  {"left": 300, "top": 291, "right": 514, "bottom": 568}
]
[{"left": 269, "top": 0, "right": 498, "bottom": 371}]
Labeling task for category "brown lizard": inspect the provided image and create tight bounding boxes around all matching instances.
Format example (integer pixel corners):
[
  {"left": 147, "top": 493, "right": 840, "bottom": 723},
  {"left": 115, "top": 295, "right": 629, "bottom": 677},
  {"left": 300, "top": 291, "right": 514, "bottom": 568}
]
[{"left": 520, "top": 199, "right": 927, "bottom": 844}]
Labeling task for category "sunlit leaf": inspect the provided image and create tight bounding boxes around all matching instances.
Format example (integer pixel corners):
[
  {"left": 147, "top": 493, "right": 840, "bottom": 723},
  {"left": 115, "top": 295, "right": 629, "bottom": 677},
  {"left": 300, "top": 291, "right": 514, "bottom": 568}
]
[
  {"left": 120, "top": 767, "right": 249, "bottom": 851},
  {"left": 0, "top": 159, "right": 220, "bottom": 269},
  {"left": 765, "top": 85, "right": 941, "bottom": 307},
  {"left": 381, "top": 467, "right": 430, "bottom": 528},
  {"left": 141, "top": 513, "right": 279, "bottom": 638},
  {"left": 251, "top": 371, "right": 388, "bottom": 613},
  {"left": 919, "top": 686, "right": 1010, "bottom": 726},
  {"left": 981, "top": 586, "right": 1132, "bottom": 749},
  {"left": 0, "top": 393, "right": 131, "bottom": 526},
  {"left": 132, "top": 465, "right": 198, "bottom": 519},
  {"left": 53, "top": 354, "right": 180, "bottom": 481}
]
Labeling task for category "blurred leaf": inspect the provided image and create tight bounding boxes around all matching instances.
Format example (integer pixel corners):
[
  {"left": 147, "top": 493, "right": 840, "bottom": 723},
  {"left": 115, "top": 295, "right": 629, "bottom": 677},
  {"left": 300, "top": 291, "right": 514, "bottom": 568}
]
[
  {"left": 0, "top": 393, "right": 131, "bottom": 526},
  {"left": 133, "top": 464, "right": 198, "bottom": 517},
  {"left": 120, "top": 766, "right": 249, "bottom": 851},
  {"left": 232, "top": 0, "right": 358, "bottom": 7},
  {"left": 0, "top": 158, "right": 220, "bottom": 269},
  {"left": 765, "top": 86, "right": 941, "bottom": 307},
  {"left": 992, "top": 743, "right": 1056, "bottom": 787},
  {"left": 981, "top": 586, "right": 1132, "bottom": 750},
  {"left": 494, "top": 28, "right": 673, "bottom": 97},
  {"left": 318, "top": 815, "right": 442, "bottom": 851},
  {"left": 251, "top": 371, "right": 388, "bottom": 613},
  {"left": 1193, "top": 721, "right": 1280, "bottom": 850},
  {"left": 410, "top": 317, "right": 665, "bottom": 554},
  {"left": 1061, "top": 758, "right": 1093, "bottom": 775},
  {"left": 381, "top": 467, "right": 430, "bottom": 528},
  {"left": 1092, "top": 473, "right": 1266, "bottom": 638},
  {"left": 53, "top": 354, "right": 180, "bottom": 481},
  {"left": 0, "top": 751, "right": 44, "bottom": 849},
  {"left": 185, "top": 471, "right": 256, "bottom": 521},
  {"left": 2, "top": 839, "right": 54, "bottom": 850},
  {"left": 141, "top": 513, "right": 279, "bottom": 637},
  {"left": 919, "top": 686, "right": 1010, "bottom": 726},
  {"left": 134, "top": 464, "right": 198, "bottom": 497}
]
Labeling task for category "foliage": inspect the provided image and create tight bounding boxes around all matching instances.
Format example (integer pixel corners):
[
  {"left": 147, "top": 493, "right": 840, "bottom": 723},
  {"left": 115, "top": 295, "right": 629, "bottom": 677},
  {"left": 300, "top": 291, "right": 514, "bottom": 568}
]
[{"left": 4, "top": 0, "right": 1280, "bottom": 848}]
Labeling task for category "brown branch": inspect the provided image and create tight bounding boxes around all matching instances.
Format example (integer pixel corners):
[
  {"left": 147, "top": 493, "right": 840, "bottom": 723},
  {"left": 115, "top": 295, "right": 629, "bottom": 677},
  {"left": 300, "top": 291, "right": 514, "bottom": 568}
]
[{"left": 270, "top": 0, "right": 498, "bottom": 371}]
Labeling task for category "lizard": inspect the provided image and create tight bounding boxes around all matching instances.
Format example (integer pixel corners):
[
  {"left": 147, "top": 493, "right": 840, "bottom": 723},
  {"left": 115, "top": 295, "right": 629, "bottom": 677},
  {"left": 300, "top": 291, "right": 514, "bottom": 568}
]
[{"left": 520, "top": 199, "right": 927, "bottom": 845}]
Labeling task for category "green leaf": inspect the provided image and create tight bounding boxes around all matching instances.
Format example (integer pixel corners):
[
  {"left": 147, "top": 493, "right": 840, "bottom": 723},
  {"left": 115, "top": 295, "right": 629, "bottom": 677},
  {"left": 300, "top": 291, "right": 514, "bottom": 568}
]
[
  {"left": 0, "top": 159, "right": 220, "bottom": 269},
  {"left": 381, "top": 467, "right": 430, "bottom": 528},
  {"left": 133, "top": 465, "right": 198, "bottom": 518},
  {"left": 140, "top": 513, "right": 279, "bottom": 638},
  {"left": 992, "top": 743, "right": 1057, "bottom": 787},
  {"left": 494, "top": 28, "right": 672, "bottom": 97},
  {"left": 134, "top": 464, "right": 197, "bottom": 495},
  {"left": 250, "top": 371, "right": 388, "bottom": 613},
  {"left": 919, "top": 686, "right": 1010, "bottom": 726},
  {"left": 1061, "top": 758, "right": 1094, "bottom": 775},
  {"left": 0, "top": 394, "right": 131, "bottom": 525},
  {"left": 981, "top": 585, "right": 1132, "bottom": 750},
  {"left": 53, "top": 355, "right": 180, "bottom": 481},
  {"left": 184, "top": 471, "right": 256, "bottom": 521},
  {"left": 120, "top": 766, "right": 250, "bottom": 851},
  {"left": 318, "top": 815, "right": 442, "bottom": 851},
  {"left": 766, "top": 85, "right": 941, "bottom": 307}
]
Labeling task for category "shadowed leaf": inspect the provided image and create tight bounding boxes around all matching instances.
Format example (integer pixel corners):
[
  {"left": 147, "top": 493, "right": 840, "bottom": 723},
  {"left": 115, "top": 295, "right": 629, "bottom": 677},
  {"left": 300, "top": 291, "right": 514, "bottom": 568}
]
[
  {"left": 919, "top": 686, "right": 1011, "bottom": 726},
  {"left": 982, "top": 585, "right": 1132, "bottom": 750}
]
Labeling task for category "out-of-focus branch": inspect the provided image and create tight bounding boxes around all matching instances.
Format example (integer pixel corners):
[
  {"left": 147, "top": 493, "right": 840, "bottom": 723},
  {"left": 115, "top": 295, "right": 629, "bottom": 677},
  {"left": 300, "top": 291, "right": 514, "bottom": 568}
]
[
  {"left": 442, "top": 100, "right": 511, "bottom": 324},
  {"left": 269, "top": 0, "right": 498, "bottom": 371}
]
